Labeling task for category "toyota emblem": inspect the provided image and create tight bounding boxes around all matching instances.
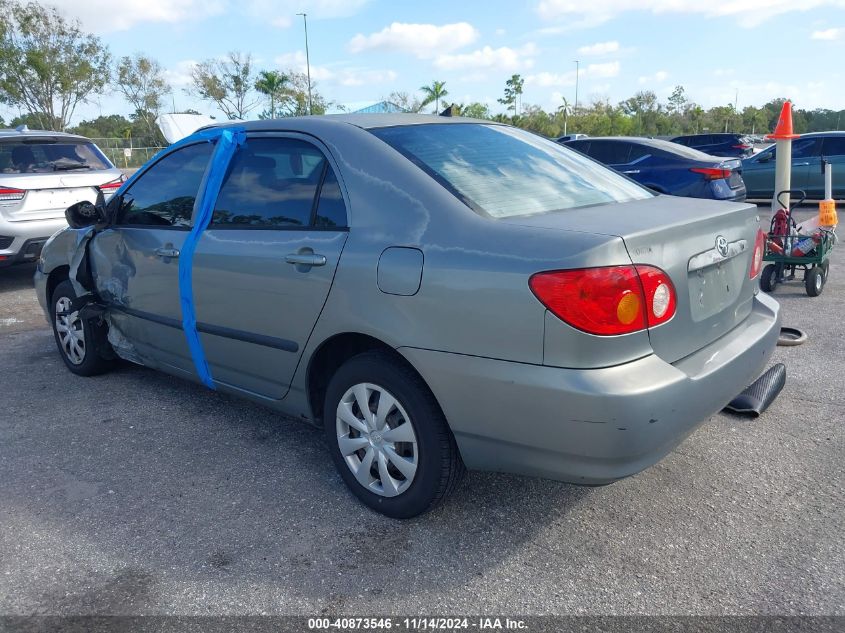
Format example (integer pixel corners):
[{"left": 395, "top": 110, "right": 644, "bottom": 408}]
[{"left": 715, "top": 235, "right": 728, "bottom": 257}]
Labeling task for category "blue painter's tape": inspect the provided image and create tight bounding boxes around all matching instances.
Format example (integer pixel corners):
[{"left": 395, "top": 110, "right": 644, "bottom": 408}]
[{"left": 178, "top": 127, "right": 246, "bottom": 388}]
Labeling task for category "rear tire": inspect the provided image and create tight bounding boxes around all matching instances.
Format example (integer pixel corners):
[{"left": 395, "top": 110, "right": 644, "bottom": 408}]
[
  {"left": 50, "top": 280, "right": 115, "bottom": 376},
  {"left": 760, "top": 264, "right": 778, "bottom": 293},
  {"left": 805, "top": 266, "right": 824, "bottom": 297},
  {"left": 323, "top": 350, "right": 464, "bottom": 519}
]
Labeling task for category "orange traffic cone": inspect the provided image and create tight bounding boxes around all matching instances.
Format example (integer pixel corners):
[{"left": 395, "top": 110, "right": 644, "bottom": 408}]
[{"left": 766, "top": 101, "right": 800, "bottom": 140}]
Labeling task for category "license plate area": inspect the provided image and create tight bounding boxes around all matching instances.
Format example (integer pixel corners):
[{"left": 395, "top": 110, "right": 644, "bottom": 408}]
[{"left": 687, "top": 259, "right": 744, "bottom": 321}]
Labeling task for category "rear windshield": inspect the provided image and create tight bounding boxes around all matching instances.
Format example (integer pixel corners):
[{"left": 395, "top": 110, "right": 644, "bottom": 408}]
[
  {"left": 370, "top": 123, "right": 651, "bottom": 218},
  {"left": 0, "top": 139, "right": 111, "bottom": 174}
]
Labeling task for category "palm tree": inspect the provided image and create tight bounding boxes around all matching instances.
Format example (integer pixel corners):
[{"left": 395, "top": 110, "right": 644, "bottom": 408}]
[
  {"left": 420, "top": 80, "right": 449, "bottom": 114},
  {"left": 557, "top": 97, "right": 571, "bottom": 136},
  {"left": 255, "top": 70, "right": 290, "bottom": 118}
]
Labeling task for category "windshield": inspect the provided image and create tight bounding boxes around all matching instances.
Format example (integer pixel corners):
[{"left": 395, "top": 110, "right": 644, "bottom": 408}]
[
  {"left": 0, "top": 139, "right": 112, "bottom": 174},
  {"left": 371, "top": 123, "right": 651, "bottom": 218}
]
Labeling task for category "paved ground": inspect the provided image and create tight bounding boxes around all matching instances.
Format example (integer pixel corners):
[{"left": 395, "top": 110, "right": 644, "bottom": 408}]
[{"left": 0, "top": 210, "right": 842, "bottom": 616}]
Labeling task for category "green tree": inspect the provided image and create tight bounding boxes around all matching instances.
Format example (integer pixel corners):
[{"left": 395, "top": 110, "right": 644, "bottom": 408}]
[
  {"left": 0, "top": 0, "right": 111, "bottom": 130},
  {"left": 254, "top": 70, "right": 289, "bottom": 119},
  {"left": 115, "top": 53, "right": 170, "bottom": 144},
  {"left": 419, "top": 80, "right": 448, "bottom": 114},
  {"left": 498, "top": 74, "right": 525, "bottom": 117},
  {"left": 462, "top": 102, "right": 491, "bottom": 119},
  {"left": 189, "top": 51, "right": 259, "bottom": 120},
  {"left": 384, "top": 90, "right": 424, "bottom": 113}
]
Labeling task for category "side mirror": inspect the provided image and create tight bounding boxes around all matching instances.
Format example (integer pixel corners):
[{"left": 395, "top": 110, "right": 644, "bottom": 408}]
[
  {"left": 757, "top": 153, "right": 771, "bottom": 163},
  {"left": 65, "top": 201, "right": 106, "bottom": 229}
]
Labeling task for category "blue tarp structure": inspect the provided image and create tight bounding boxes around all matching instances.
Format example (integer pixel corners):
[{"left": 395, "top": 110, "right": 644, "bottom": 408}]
[{"left": 351, "top": 101, "right": 407, "bottom": 114}]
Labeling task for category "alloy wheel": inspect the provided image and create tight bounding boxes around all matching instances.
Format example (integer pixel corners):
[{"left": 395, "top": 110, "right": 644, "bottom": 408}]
[{"left": 55, "top": 296, "right": 86, "bottom": 365}]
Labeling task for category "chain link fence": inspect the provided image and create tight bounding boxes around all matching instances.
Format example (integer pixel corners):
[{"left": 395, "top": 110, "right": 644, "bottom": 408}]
[{"left": 89, "top": 138, "right": 166, "bottom": 169}]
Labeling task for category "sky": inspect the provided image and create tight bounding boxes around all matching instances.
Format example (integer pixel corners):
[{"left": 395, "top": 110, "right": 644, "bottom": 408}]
[{"left": 6, "top": 0, "right": 845, "bottom": 125}]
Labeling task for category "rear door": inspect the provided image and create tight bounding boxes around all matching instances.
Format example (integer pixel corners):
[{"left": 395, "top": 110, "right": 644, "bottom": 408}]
[
  {"left": 90, "top": 141, "right": 214, "bottom": 375},
  {"left": 191, "top": 134, "right": 349, "bottom": 399}
]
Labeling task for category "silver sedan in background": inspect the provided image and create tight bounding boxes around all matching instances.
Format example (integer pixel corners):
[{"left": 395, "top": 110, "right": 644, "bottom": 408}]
[
  {"left": 34, "top": 115, "right": 780, "bottom": 518},
  {"left": 0, "top": 127, "right": 124, "bottom": 267}
]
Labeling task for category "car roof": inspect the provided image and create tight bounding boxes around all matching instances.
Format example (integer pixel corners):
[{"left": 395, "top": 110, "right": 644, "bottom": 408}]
[
  {"left": 0, "top": 127, "right": 92, "bottom": 142},
  {"left": 198, "top": 113, "right": 496, "bottom": 135},
  {"left": 570, "top": 136, "right": 718, "bottom": 161},
  {"left": 798, "top": 131, "right": 845, "bottom": 138}
]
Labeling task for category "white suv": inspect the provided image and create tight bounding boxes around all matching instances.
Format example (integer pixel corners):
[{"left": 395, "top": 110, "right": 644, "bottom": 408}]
[{"left": 0, "top": 126, "right": 124, "bottom": 268}]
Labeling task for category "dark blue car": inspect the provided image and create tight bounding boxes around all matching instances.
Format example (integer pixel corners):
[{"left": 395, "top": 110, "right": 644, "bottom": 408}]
[
  {"left": 670, "top": 133, "right": 754, "bottom": 158},
  {"left": 564, "top": 137, "right": 747, "bottom": 201}
]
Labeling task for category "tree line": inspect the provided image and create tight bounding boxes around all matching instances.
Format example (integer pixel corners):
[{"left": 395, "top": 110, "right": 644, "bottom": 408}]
[{"left": 1, "top": 0, "right": 842, "bottom": 147}]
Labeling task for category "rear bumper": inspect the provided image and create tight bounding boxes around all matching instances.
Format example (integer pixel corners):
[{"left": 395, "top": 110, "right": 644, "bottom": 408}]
[
  {"left": 0, "top": 215, "right": 66, "bottom": 268},
  {"left": 400, "top": 292, "right": 781, "bottom": 484}
]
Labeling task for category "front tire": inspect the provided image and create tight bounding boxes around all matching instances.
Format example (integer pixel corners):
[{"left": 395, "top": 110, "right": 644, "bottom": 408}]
[
  {"left": 323, "top": 350, "right": 464, "bottom": 518},
  {"left": 805, "top": 266, "right": 825, "bottom": 297},
  {"left": 50, "top": 279, "right": 115, "bottom": 376}
]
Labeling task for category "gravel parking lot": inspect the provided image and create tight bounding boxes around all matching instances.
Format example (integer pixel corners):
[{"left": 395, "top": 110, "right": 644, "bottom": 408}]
[{"left": 0, "top": 208, "right": 842, "bottom": 616}]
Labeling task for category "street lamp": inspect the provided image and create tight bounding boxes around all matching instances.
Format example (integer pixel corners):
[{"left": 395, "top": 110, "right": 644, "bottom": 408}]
[
  {"left": 296, "top": 12, "right": 313, "bottom": 115},
  {"left": 573, "top": 60, "right": 580, "bottom": 113}
]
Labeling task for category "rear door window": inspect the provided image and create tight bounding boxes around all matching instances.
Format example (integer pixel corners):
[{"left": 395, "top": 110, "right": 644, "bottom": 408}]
[
  {"left": 115, "top": 142, "right": 213, "bottom": 227},
  {"left": 584, "top": 141, "right": 632, "bottom": 165},
  {"left": 211, "top": 138, "right": 336, "bottom": 228},
  {"left": 0, "top": 139, "right": 111, "bottom": 173},
  {"left": 821, "top": 137, "right": 845, "bottom": 157}
]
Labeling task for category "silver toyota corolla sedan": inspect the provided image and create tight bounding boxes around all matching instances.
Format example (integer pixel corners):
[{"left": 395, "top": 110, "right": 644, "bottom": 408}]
[
  {"left": 1, "top": 127, "right": 124, "bottom": 267},
  {"left": 34, "top": 115, "right": 781, "bottom": 518}
]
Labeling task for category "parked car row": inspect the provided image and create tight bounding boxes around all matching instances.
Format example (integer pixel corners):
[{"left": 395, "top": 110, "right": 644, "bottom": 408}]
[{"left": 557, "top": 131, "right": 845, "bottom": 202}]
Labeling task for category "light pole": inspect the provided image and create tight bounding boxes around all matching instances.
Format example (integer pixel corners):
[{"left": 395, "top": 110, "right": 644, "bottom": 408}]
[
  {"left": 573, "top": 60, "right": 580, "bottom": 113},
  {"left": 296, "top": 12, "right": 313, "bottom": 115}
]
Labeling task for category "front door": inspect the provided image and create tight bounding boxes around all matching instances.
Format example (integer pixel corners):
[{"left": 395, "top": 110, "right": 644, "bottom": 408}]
[
  {"left": 90, "top": 141, "right": 214, "bottom": 375},
  {"left": 191, "top": 135, "right": 350, "bottom": 399}
]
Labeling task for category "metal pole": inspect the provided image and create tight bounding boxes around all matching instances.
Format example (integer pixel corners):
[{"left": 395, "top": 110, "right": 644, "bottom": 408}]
[
  {"left": 573, "top": 60, "right": 580, "bottom": 113},
  {"left": 297, "top": 12, "right": 313, "bottom": 115}
]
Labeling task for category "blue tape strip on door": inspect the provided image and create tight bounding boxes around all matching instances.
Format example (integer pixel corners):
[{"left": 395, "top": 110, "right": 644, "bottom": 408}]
[{"left": 178, "top": 127, "right": 247, "bottom": 388}]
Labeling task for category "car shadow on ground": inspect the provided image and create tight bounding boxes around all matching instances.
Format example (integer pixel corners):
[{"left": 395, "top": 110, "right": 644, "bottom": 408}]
[{"left": 2, "top": 330, "right": 592, "bottom": 613}]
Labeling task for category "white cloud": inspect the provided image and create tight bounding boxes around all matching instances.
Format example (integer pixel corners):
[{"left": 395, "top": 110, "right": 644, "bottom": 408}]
[
  {"left": 271, "top": 16, "right": 292, "bottom": 28},
  {"left": 247, "top": 0, "right": 372, "bottom": 21},
  {"left": 163, "top": 60, "right": 199, "bottom": 88},
  {"left": 274, "top": 51, "right": 397, "bottom": 87},
  {"left": 434, "top": 43, "right": 539, "bottom": 72},
  {"left": 811, "top": 27, "right": 844, "bottom": 40},
  {"left": 537, "top": 0, "right": 845, "bottom": 28},
  {"left": 349, "top": 22, "right": 479, "bottom": 58},
  {"left": 577, "top": 40, "right": 620, "bottom": 55},
  {"left": 638, "top": 70, "right": 669, "bottom": 84},
  {"left": 50, "top": 0, "right": 225, "bottom": 32},
  {"left": 527, "top": 61, "right": 620, "bottom": 87},
  {"left": 495, "top": 28, "right": 507, "bottom": 36}
]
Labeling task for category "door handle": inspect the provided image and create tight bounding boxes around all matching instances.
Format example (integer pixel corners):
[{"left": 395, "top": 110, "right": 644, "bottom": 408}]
[
  {"left": 285, "top": 253, "right": 327, "bottom": 267},
  {"left": 154, "top": 247, "right": 180, "bottom": 258}
]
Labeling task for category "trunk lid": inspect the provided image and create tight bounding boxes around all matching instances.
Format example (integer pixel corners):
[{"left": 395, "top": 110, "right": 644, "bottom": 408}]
[
  {"left": 501, "top": 195, "right": 761, "bottom": 363},
  {"left": 0, "top": 171, "right": 122, "bottom": 221}
]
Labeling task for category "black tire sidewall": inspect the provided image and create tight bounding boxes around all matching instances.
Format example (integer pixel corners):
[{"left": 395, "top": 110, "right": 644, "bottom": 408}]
[
  {"left": 761, "top": 264, "right": 777, "bottom": 292},
  {"left": 323, "top": 352, "right": 449, "bottom": 519},
  {"left": 805, "top": 267, "right": 824, "bottom": 297},
  {"left": 50, "top": 280, "right": 111, "bottom": 376}
]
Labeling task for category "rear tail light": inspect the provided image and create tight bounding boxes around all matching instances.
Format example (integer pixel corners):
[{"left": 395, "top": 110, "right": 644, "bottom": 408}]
[
  {"left": 750, "top": 228, "right": 765, "bottom": 279},
  {"left": 529, "top": 265, "right": 677, "bottom": 336},
  {"left": 98, "top": 176, "right": 125, "bottom": 193},
  {"left": 690, "top": 167, "right": 732, "bottom": 181},
  {"left": 0, "top": 187, "right": 26, "bottom": 201}
]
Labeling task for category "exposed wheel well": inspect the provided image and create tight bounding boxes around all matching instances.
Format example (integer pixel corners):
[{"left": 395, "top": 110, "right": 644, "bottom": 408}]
[
  {"left": 307, "top": 333, "right": 419, "bottom": 423},
  {"left": 46, "top": 265, "right": 70, "bottom": 303}
]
